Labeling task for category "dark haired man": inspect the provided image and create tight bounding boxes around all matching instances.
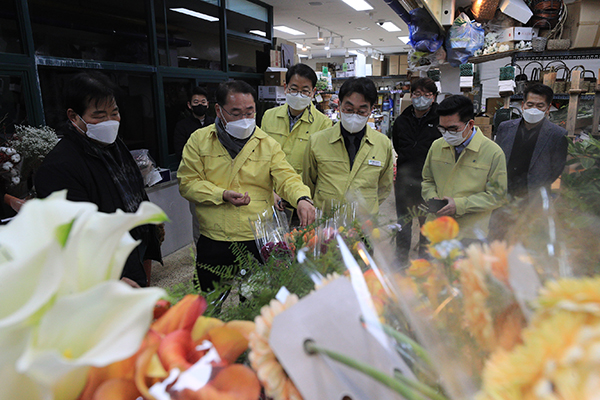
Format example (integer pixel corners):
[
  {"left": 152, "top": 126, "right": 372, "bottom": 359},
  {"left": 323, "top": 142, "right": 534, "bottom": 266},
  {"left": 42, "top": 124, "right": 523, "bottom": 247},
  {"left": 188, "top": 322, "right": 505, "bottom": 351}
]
[
  {"left": 36, "top": 71, "right": 162, "bottom": 287},
  {"left": 303, "top": 77, "right": 394, "bottom": 214},
  {"left": 392, "top": 77, "right": 441, "bottom": 263},
  {"left": 173, "top": 86, "right": 215, "bottom": 247},
  {"left": 261, "top": 64, "right": 331, "bottom": 216},
  {"left": 495, "top": 83, "right": 568, "bottom": 199},
  {"left": 422, "top": 95, "right": 507, "bottom": 243},
  {"left": 178, "top": 80, "right": 315, "bottom": 291},
  {"left": 174, "top": 86, "right": 215, "bottom": 163}
]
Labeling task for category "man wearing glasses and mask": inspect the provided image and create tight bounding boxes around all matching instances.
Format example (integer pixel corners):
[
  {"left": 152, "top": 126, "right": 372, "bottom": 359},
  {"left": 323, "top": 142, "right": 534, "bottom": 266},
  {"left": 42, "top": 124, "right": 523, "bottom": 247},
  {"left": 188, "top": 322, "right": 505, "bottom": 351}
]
[
  {"left": 303, "top": 77, "right": 394, "bottom": 215},
  {"left": 422, "top": 95, "right": 507, "bottom": 245},
  {"left": 392, "top": 78, "right": 440, "bottom": 264},
  {"left": 261, "top": 64, "right": 331, "bottom": 218},
  {"left": 178, "top": 81, "right": 315, "bottom": 291}
]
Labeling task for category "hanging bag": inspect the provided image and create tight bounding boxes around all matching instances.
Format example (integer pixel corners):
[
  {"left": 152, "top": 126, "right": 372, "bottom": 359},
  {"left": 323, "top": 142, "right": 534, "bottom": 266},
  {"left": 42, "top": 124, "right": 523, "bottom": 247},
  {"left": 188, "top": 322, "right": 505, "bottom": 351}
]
[
  {"left": 523, "top": 61, "right": 545, "bottom": 86},
  {"left": 513, "top": 64, "right": 528, "bottom": 95},
  {"left": 567, "top": 65, "right": 585, "bottom": 92},
  {"left": 552, "top": 66, "right": 569, "bottom": 94},
  {"left": 582, "top": 70, "right": 597, "bottom": 94},
  {"left": 546, "top": 5, "right": 570, "bottom": 50},
  {"left": 531, "top": 19, "right": 551, "bottom": 52}
]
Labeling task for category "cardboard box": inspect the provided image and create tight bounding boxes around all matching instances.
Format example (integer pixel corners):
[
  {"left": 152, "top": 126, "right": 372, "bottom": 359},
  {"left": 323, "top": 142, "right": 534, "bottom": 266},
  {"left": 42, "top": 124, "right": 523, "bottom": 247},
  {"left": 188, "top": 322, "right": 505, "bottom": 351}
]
[
  {"left": 498, "top": 27, "right": 514, "bottom": 42},
  {"left": 475, "top": 116, "right": 493, "bottom": 126},
  {"left": 258, "top": 86, "right": 286, "bottom": 101},
  {"left": 399, "top": 64, "right": 408, "bottom": 75},
  {"left": 566, "top": 0, "right": 600, "bottom": 49},
  {"left": 264, "top": 71, "right": 286, "bottom": 86},
  {"left": 399, "top": 54, "right": 408, "bottom": 65},
  {"left": 388, "top": 55, "right": 400, "bottom": 76},
  {"left": 372, "top": 58, "right": 382, "bottom": 76},
  {"left": 479, "top": 124, "right": 493, "bottom": 139},
  {"left": 485, "top": 97, "right": 505, "bottom": 115},
  {"left": 499, "top": 0, "right": 533, "bottom": 24}
]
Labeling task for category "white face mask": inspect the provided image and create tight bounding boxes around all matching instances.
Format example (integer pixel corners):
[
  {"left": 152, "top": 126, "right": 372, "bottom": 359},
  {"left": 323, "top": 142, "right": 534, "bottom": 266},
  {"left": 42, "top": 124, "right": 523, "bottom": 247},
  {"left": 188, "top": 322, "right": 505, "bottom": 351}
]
[
  {"left": 442, "top": 123, "right": 470, "bottom": 146},
  {"left": 74, "top": 116, "right": 120, "bottom": 145},
  {"left": 219, "top": 109, "right": 256, "bottom": 139},
  {"left": 412, "top": 96, "right": 433, "bottom": 111},
  {"left": 340, "top": 112, "right": 369, "bottom": 133},
  {"left": 522, "top": 107, "right": 546, "bottom": 124},
  {"left": 286, "top": 92, "right": 312, "bottom": 111}
]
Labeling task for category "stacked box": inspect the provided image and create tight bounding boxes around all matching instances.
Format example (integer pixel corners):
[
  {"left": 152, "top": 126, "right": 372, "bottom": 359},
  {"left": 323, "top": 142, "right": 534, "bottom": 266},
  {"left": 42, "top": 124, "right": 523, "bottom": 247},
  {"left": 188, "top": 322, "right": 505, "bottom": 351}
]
[{"left": 264, "top": 71, "right": 286, "bottom": 86}]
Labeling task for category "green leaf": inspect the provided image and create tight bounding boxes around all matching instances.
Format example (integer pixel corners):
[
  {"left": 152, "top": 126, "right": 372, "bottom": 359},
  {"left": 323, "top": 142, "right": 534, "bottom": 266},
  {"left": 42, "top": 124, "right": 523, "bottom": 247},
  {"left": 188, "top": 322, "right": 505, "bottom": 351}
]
[{"left": 581, "top": 157, "right": 596, "bottom": 170}]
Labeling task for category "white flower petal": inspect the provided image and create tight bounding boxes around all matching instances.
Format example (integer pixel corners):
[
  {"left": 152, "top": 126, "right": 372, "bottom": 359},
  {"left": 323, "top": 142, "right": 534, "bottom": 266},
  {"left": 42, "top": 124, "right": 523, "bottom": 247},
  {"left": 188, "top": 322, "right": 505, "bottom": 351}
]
[
  {"left": 0, "top": 364, "right": 44, "bottom": 400},
  {"left": 0, "top": 191, "right": 96, "bottom": 261},
  {"left": 0, "top": 246, "right": 63, "bottom": 328},
  {"left": 17, "top": 281, "right": 165, "bottom": 389},
  {"left": 59, "top": 201, "right": 167, "bottom": 293}
]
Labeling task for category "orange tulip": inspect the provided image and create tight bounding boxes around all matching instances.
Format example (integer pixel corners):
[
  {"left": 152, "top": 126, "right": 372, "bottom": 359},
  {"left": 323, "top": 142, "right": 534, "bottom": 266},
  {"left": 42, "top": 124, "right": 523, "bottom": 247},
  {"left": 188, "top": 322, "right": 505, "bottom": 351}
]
[
  {"left": 207, "top": 326, "right": 249, "bottom": 365},
  {"left": 152, "top": 295, "right": 207, "bottom": 335},
  {"left": 189, "top": 365, "right": 261, "bottom": 400},
  {"left": 158, "top": 329, "right": 204, "bottom": 372},
  {"left": 421, "top": 216, "right": 459, "bottom": 244}
]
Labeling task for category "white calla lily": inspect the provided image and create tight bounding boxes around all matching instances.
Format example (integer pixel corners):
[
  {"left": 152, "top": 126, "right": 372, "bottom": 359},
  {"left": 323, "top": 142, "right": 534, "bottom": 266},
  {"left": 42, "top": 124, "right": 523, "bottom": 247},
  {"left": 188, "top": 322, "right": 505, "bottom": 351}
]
[
  {"left": 17, "top": 281, "right": 165, "bottom": 400},
  {"left": 58, "top": 201, "right": 168, "bottom": 294},
  {"left": 0, "top": 363, "right": 44, "bottom": 400},
  {"left": 0, "top": 191, "right": 96, "bottom": 262}
]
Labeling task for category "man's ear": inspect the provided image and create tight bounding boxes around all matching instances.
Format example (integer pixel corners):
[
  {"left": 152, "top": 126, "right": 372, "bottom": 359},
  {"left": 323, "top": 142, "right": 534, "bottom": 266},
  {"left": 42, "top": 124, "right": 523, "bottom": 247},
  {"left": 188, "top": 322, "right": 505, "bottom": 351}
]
[{"left": 66, "top": 108, "right": 78, "bottom": 124}]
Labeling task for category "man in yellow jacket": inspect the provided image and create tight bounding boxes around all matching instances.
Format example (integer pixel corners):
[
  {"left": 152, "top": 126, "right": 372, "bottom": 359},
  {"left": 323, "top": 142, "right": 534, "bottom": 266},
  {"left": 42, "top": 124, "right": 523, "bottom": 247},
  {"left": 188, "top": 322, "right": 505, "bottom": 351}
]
[
  {"left": 261, "top": 64, "right": 332, "bottom": 216},
  {"left": 178, "top": 81, "right": 316, "bottom": 291},
  {"left": 303, "top": 77, "right": 394, "bottom": 215},
  {"left": 422, "top": 95, "right": 507, "bottom": 243}
]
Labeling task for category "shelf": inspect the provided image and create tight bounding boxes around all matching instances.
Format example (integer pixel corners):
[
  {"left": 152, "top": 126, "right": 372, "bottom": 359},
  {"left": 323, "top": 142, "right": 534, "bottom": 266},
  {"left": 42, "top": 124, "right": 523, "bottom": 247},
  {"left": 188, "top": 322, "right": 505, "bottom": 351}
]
[
  {"left": 513, "top": 48, "right": 600, "bottom": 61},
  {"left": 332, "top": 74, "right": 407, "bottom": 81},
  {"left": 511, "top": 94, "right": 596, "bottom": 101},
  {"left": 469, "top": 50, "right": 520, "bottom": 64}
]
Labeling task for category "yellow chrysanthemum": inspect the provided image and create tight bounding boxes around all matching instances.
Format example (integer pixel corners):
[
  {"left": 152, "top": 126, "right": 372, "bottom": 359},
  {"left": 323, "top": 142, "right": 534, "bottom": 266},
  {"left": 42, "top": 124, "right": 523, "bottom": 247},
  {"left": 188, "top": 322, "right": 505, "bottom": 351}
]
[
  {"left": 535, "top": 277, "right": 600, "bottom": 319},
  {"left": 248, "top": 295, "right": 303, "bottom": 400},
  {"left": 421, "top": 216, "right": 459, "bottom": 244},
  {"left": 458, "top": 241, "right": 523, "bottom": 352},
  {"left": 408, "top": 259, "right": 433, "bottom": 278},
  {"left": 478, "top": 311, "right": 600, "bottom": 400}
]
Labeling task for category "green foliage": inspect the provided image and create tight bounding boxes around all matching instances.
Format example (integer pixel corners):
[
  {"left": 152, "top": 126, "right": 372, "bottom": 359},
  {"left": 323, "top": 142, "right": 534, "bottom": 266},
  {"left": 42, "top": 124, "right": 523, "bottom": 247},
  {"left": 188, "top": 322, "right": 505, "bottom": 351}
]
[{"left": 562, "top": 137, "right": 600, "bottom": 216}]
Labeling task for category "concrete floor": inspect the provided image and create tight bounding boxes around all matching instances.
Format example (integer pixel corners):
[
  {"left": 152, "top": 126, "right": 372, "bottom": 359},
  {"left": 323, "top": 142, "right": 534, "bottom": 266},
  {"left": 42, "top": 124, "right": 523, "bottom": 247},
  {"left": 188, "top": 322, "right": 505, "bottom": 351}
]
[{"left": 151, "top": 185, "right": 401, "bottom": 291}]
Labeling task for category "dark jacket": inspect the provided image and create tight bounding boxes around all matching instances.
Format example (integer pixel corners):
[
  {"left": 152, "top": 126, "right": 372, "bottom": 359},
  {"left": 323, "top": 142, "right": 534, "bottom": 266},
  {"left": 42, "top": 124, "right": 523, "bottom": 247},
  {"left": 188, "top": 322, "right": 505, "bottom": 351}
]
[
  {"left": 392, "top": 103, "right": 441, "bottom": 211},
  {"left": 35, "top": 123, "right": 162, "bottom": 286},
  {"left": 495, "top": 118, "right": 568, "bottom": 196},
  {"left": 174, "top": 115, "right": 215, "bottom": 162}
]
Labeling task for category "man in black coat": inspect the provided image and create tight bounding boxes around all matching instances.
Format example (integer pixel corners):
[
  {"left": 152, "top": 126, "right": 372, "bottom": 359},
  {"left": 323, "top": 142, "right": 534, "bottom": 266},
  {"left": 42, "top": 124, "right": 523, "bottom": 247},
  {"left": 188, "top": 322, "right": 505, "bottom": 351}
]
[
  {"left": 35, "top": 72, "right": 161, "bottom": 287},
  {"left": 392, "top": 78, "right": 441, "bottom": 264},
  {"left": 173, "top": 86, "right": 215, "bottom": 163}
]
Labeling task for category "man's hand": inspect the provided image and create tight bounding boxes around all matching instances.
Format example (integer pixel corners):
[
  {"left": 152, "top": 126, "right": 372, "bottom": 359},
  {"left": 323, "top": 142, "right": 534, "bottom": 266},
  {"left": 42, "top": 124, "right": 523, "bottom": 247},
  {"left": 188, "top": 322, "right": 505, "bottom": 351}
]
[
  {"left": 437, "top": 196, "right": 456, "bottom": 216},
  {"left": 273, "top": 192, "right": 284, "bottom": 211},
  {"left": 4, "top": 194, "right": 25, "bottom": 212},
  {"left": 297, "top": 199, "right": 316, "bottom": 227},
  {"left": 223, "top": 190, "right": 251, "bottom": 207},
  {"left": 121, "top": 277, "right": 141, "bottom": 288}
]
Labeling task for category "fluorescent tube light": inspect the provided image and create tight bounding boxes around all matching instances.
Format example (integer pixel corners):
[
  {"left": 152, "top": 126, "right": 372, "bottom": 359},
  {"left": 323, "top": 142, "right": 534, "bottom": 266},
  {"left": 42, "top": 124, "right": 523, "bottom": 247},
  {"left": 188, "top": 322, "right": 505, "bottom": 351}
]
[
  {"left": 274, "top": 26, "right": 305, "bottom": 35},
  {"left": 341, "top": 0, "right": 373, "bottom": 11},
  {"left": 380, "top": 22, "right": 401, "bottom": 32},
  {"left": 317, "top": 27, "right": 323, "bottom": 41},
  {"left": 298, "top": 54, "right": 308, "bottom": 58},
  {"left": 249, "top": 30, "right": 266, "bottom": 37},
  {"left": 398, "top": 36, "right": 410, "bottom": 44},
  {"left": 169, "top": 8, "right": 218, "bottom": 22},
  {"left": 350, "top": 38, "right": 372, "bottom": 46}
]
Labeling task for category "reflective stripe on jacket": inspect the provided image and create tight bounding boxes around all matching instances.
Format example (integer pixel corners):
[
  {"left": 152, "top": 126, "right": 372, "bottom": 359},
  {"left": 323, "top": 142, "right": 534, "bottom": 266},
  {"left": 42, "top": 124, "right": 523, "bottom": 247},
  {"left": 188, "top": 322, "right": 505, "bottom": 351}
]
[
  {"left": 178, "top": 125, "right": 310, "bottom": 241},
  {"left": 261, "top": 103, "right": 332, "bottom": 175},
  {"left": 303, "top": 123, "right": 394, "bottom": 215},
  {"left": 421, "top": 127, "right": 507, "bottom": 240}
]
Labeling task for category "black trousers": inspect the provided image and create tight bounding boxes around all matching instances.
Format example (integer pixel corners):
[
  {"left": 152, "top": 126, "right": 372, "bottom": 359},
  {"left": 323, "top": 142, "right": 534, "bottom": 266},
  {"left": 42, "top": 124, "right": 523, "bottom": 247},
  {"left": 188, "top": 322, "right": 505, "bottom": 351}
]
[
  {"left": 195, "top": 234, "right": 261, "bottom": 292},
  {"left": 394, "top": 178, "right": 426, "bottom": 266}
]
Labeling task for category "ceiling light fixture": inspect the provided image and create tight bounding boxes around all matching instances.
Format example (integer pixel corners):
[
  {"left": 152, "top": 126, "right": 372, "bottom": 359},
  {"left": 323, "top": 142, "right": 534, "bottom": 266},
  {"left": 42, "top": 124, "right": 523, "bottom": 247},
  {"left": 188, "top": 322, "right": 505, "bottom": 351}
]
[
  {"left": 274, "top": 26, "right": 306, "bottom": 35},
  {"left": 324, "top": 35, "right": 332, "bottom": 51},
  {"left": 341, "top": 0, "right": 373, "bottom": 11},
  {"left": 308, "top": 51, "right": 313, "bottom": 59},
  {"left": 345, "top": 48, "right": 350, "bottom": 57},
  {"left": 249, "top": 30, "right": 266, "bottom": 37},
  {"left": 380, "top": 53, "right": 384, "bottom": 61},
  {"left": 302, "top": 40, "right": 307, "bottom": 51},
  {"left": 379, "top": 22, "right": 401, "bottom": 32},
  {"left": 397, "top": 36, "right": 410, "bottom": 44},
  {"left": 169, "top": 8, "right": 219, "bottom": 22},
  {"left": 340, "top": 37, "right": 345, "bottom": 48},
  {"left": 327, "top": 50, "right": 331, "bottom": 58},
  {"left": 317, "top": 27, "right": 323, "bottom": 41},
  {"left": 298, "top": 54, "right": 308, "bottom": 58},
  {"left": 350, "top": 38, "right": 372, "bottom": 46}
]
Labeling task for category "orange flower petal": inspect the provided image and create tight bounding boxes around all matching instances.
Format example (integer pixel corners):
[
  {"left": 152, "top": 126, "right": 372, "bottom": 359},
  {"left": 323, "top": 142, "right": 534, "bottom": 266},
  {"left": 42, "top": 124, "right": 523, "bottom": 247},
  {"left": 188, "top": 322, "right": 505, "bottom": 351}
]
[
  {"left": 224, "top": 320, "right": 256, "bottom": 342},
  {"left": 201, "top": 365, "right": 261, "bottom": 400},
  {"left": 91, "top": 379, "right": 140, "bottom": 400},
  {"left": 408, "top": 259, "right": 433, "bottom": 278},
  {"left": 207, "top": 327, "right": 249, "bottom": 365},
  {"left": 421, "top": 216, "right": 459, "bottom": 244},
  {"left": 191, "top": 317, "right": 225, "bottom": 342},
  {"left": 152, "top": 295, "right": 207, "bottom": 335},
  {"left": 134, "top": 333, "right": 161, "bottom": 399},
  {"left": 158, "top": 329, "right": 203, "bottom": 372}
]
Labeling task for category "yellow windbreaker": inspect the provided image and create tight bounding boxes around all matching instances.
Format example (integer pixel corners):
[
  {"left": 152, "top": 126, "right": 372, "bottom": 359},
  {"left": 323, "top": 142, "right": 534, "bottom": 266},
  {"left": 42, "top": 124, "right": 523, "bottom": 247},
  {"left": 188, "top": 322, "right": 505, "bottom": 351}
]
[
  {"left": 422, "top": 127, "right": 507, "bottom": 240},
  {"left": 302, "top": 123, "right": 394, "bottom": 215},
  {"left": 178, "top": 125, "right": 311, "bottom": 241},
  {"left": 261, "top": 103, "right": 332, "bottom": 175}
]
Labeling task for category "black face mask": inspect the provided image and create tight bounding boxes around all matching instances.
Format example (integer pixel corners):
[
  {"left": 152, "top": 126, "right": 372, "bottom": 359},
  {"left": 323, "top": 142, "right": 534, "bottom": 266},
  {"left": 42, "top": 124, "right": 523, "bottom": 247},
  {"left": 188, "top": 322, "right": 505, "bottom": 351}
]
[{"left": 192, "top": 104, "right": 208, "bottom": 117}]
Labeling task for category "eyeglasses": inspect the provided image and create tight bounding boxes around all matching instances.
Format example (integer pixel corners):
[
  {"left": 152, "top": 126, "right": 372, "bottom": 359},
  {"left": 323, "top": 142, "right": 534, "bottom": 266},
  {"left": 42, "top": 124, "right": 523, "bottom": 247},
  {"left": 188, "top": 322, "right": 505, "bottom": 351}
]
[
  {"left": 411, "top": 91, "right": 435, "bottom": 99},
  {"left": 341, "top": 107, "right": 371, "bottom": 117},
  {"left": 221, "top": 107, "right": 256, "bottom": 118},
  {"left": 287, "top": 88, "right": 313, "bottom": 97},
  {"left": 437, "top": 123, "right": 469, "bottom": 135}
]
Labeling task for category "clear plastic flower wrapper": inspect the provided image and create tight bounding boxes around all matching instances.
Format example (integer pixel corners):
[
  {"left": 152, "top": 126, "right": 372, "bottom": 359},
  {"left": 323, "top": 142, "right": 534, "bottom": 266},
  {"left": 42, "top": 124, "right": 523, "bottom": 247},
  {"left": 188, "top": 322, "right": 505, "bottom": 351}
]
[{"left": 251, "top": 207, "right": 293, "bottom": 264}]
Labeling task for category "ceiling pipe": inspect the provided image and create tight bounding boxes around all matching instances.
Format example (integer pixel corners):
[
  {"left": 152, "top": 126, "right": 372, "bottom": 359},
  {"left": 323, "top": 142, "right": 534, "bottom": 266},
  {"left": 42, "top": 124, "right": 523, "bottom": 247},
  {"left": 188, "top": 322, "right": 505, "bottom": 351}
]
[{"left": 382, "top": 0, "right": 412, "bottom": 25}]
